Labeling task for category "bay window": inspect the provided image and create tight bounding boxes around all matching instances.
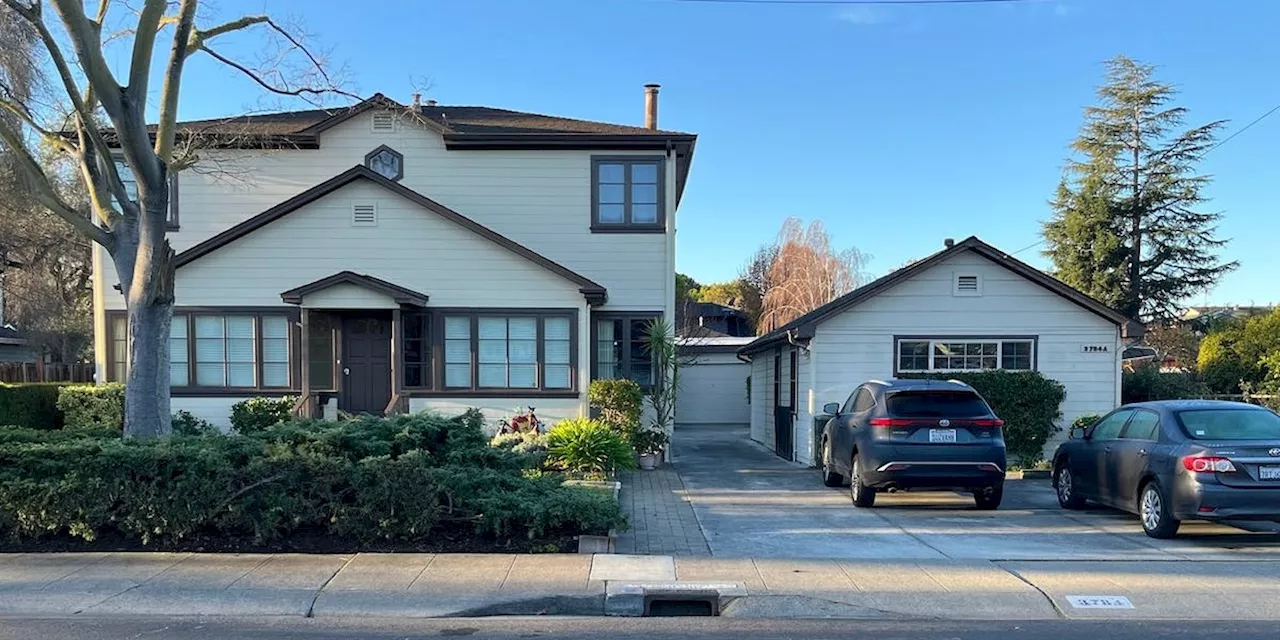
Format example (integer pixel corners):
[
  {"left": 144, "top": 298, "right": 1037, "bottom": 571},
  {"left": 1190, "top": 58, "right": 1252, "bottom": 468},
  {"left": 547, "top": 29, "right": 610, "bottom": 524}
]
[{"left": 895, "top": 337, "right": 1037, "bottom": 374}]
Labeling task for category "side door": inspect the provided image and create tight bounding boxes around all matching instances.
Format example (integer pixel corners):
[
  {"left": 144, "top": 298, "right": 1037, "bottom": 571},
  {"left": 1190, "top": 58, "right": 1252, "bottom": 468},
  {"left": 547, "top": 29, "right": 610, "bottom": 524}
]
[
  {"left": 1077, "top": 408, "right": 1134, "bottom": 503},
  {"left": 1110, "top": 409, "right": 1161, "bottom": 510}
]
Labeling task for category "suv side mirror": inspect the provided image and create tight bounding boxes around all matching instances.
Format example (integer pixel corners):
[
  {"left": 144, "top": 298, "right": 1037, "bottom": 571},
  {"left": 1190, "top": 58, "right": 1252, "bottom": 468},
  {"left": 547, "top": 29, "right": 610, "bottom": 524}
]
[
  {"left": 822, "top": 402, "right": 841, "bottom": 416},
  {"left": 1070, "top": 427, "right": 1089, "bottom": 440}
]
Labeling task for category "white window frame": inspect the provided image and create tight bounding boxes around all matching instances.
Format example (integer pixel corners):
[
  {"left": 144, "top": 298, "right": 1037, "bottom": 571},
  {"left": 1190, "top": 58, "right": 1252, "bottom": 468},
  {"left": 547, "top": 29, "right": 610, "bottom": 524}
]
[{"left": 895, "top": 337, "right": 1035, "bottom": 373}]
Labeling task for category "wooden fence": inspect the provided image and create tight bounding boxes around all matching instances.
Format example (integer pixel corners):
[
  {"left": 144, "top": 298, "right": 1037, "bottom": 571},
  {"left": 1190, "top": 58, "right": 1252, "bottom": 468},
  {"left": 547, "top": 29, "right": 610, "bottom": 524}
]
[{"left": 0, "top": 362, "right": 95, "bottom": 384}]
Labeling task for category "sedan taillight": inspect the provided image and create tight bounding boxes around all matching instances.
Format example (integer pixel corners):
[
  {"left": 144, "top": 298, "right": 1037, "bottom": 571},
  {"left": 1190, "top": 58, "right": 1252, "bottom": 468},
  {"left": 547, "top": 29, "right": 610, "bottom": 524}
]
[{"left": 1182, "top": 455, "right": 1236, "bottom": 473}]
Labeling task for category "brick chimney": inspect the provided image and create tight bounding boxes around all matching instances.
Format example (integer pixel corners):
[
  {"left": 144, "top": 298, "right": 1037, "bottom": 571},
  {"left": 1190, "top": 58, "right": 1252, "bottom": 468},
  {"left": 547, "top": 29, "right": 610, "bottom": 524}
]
[{"left": 644, "top": 84, "right": 660, "bottom": 130}]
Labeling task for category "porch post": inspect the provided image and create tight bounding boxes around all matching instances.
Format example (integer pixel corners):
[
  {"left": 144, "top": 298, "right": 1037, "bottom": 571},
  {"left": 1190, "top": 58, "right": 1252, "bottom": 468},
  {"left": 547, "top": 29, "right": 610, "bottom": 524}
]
[
  {"left": 390, "top": 308, "right": 403, "bottom": 414},
  {"left": 299, "top": 308, "right": 312, "bottom": 418}
]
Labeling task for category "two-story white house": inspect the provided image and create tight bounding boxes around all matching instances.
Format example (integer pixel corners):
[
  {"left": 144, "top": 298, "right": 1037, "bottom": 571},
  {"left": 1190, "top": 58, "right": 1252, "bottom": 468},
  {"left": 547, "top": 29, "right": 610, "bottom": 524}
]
[{"left": 92, "top": 86, "right": 696, "bottom": 428}]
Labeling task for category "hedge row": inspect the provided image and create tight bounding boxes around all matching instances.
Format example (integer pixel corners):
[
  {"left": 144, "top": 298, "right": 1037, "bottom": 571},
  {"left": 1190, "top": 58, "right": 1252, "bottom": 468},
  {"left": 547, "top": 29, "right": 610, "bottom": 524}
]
[
  {"left": 0, "top": 383, "right": 124, "bottom": 431},
  {"left": 0, "top": 411, "right": 625, "bottom": 547},
  {"left": 901, "top": 370, "right": 1066, "bottom": 465}
]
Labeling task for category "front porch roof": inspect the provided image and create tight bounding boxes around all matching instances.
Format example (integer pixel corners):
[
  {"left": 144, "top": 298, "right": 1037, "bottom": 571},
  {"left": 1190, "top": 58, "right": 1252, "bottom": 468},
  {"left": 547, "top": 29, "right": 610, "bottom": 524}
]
[{"left": 280, "top": 271, "right": 429, "bottom": 307}]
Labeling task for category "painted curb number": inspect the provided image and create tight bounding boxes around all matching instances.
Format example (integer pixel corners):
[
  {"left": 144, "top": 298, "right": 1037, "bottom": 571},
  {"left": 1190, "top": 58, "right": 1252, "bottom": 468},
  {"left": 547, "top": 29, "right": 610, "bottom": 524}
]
[{"left": 1067, "top": 595, "right": 1134, "bottom": 609}]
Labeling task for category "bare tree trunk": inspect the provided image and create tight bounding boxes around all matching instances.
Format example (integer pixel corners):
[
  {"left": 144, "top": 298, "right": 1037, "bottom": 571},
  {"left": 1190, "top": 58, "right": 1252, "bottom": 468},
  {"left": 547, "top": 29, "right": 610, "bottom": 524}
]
[{"left": 114, "top": 187, "right": 175, "bottom": 438}]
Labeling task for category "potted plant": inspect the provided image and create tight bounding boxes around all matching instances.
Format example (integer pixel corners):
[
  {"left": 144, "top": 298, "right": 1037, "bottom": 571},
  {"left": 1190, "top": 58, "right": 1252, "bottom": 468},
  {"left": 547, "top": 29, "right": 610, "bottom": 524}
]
[{"left": 632, "top": 428, "right": 669, "bottom": 470}]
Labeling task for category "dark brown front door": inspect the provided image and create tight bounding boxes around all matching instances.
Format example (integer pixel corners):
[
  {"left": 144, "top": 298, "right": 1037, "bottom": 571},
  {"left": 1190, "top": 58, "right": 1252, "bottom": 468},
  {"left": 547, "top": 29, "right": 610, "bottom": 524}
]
[{"left": 341, "top": 314, "right": 391, "bottom": 414}]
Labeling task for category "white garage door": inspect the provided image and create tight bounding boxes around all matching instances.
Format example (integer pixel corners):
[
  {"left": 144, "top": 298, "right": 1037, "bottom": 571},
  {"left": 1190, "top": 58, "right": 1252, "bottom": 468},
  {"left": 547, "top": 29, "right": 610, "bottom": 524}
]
[{"left": 677, "top": 352, "right": 751, "bottom": 425}]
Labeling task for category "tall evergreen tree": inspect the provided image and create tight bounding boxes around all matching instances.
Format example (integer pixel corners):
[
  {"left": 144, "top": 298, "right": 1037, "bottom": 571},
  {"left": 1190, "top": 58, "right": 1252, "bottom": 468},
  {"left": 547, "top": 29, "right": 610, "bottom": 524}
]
[{"left": 1043, "top": 55, "right": 1236, "bottom": 321}]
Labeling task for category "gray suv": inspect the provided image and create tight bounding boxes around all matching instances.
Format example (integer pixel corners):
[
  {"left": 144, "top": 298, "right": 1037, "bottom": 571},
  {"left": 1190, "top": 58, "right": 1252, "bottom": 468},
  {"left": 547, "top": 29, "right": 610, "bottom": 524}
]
[{"left": 819, "top": 379, "right": 1007, "bottom": 509}]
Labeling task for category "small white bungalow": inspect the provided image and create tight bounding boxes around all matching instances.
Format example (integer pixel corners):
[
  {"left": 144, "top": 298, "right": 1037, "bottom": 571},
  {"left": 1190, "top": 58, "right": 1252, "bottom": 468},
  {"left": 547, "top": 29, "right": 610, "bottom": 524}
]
[{"left": 738, "top": 236, "right": 1143, "bottom": 466}]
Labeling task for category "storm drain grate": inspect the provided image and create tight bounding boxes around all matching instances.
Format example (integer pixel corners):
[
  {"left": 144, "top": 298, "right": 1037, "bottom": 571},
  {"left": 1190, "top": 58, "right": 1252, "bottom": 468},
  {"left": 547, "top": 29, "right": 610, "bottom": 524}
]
[{"left": 643, "top": 591, "right": 720, "bottom": 617}]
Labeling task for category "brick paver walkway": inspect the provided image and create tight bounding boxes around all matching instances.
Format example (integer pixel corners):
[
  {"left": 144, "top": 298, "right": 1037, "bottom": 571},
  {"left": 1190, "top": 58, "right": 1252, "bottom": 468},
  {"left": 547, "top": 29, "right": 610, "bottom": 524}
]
[{"left": 615, "top": 466, "right": 711, "bottom": 556}]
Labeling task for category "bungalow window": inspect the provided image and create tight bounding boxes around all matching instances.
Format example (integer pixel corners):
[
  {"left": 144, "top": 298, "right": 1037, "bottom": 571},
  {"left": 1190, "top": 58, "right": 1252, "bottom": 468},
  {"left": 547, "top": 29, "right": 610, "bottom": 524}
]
[
  {"left": 591, "top": 157, "right": 664, "bottom": 232},
  {"left": 402, "top": 312, "right": 430, "bottom": 388},
  {"left": 106, "top": 311, "right": 293, "bottom": 388},
  {"left": 896, "top": 338, "right": 1036, "bottom": 373},
  {"left": 112, "top": 157, "right": 179, "bottom": 230},
  {"left": 592, "top": 313, "right": 660, "bottom": 387},
  {"left": 434, "top": 312, "right": 577, "bottom": 392}
]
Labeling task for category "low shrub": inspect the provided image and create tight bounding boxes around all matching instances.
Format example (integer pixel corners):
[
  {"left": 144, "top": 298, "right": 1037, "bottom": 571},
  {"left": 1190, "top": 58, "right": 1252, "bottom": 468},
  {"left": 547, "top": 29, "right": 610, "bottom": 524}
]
[
  {"left": 0, "top": 411, "right": 625, "bottom": 547},
  {"left": 630, "top": 428, "right": 668, "bottom": 456},
  {"left": 0, "top": 383, "right": 71, "bottom": 430},
  {"left": 172, "top": 411, "right": 218, "bottom": 436},
  {"left": 229, "top": 396, "right": 295, "bottom": 434},
  {"left": 545, "top": 418, "right": 637, "bottom": 479},
  {"left": 902, "top": 371, "right": 1066, "bottom": 466},
  {"left": 56, "top": 384, "right": 125, "bottom": 430},
  {"left": 588, "top": 379, "right": 643, "bottom": 434}
]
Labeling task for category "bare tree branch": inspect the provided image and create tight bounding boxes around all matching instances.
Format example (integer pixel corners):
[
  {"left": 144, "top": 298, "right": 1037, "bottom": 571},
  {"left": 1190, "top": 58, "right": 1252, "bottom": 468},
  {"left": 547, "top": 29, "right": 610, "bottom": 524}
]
[
  {"left": 127, "top": 0, "right": 167, "bottom": 95},
  {"left": 154, "top": 0, "right": 196, "bottom": 161},
  {"left": 0, "top": 116, "right": 112, "bottom": 248},
  {"left": 199, "top": 44, "right": 358, "bottom": 102}
]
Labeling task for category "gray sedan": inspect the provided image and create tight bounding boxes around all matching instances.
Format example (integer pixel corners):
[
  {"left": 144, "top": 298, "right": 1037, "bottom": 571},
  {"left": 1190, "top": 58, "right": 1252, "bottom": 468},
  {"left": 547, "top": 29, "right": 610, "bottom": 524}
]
[{"left": 1052, "top": 400, "right": 1280, "bottom": 538}]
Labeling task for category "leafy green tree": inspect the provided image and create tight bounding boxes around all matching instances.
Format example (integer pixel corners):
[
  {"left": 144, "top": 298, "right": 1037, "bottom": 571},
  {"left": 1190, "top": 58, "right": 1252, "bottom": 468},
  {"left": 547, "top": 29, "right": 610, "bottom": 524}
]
[
  {"left": 1043, "top": 56, "right": 1236, "bottom": 321},
  {"left": 1198, "top": 308, "right": 1280, "bottom": 393},
  {"left": 675, "top": 273, "right": 701, "bottom": 308}
]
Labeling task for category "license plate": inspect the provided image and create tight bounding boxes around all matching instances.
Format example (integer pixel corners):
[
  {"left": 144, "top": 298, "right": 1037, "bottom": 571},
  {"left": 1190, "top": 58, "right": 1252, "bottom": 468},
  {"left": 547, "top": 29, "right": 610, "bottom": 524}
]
[
  {"left": 929, "top": 429, "right": 957, "bottom": 444},
  {"left": 1260, "top": 466, "right": 1280, "bottom": 480}
]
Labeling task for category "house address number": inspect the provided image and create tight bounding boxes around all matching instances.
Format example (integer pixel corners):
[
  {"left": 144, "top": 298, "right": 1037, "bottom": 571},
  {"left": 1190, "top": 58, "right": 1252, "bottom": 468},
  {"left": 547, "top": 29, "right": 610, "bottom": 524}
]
[{"left": 1081, "top": 345, "right": 1110, "bottom": 353}]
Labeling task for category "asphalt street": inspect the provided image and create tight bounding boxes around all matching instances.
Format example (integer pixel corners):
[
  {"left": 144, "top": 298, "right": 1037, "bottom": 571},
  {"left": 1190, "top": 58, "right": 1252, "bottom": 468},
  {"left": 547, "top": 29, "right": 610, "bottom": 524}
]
[{"left": 1, "top": 617, "right": 1279, "bottom": 640}]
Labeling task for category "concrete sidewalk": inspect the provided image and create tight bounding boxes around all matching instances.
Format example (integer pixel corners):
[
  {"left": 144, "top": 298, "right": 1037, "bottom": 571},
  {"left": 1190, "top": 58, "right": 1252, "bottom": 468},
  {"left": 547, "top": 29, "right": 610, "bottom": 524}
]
[{"left": 2, "top": 552, "right": 1279, "bottom": 620}]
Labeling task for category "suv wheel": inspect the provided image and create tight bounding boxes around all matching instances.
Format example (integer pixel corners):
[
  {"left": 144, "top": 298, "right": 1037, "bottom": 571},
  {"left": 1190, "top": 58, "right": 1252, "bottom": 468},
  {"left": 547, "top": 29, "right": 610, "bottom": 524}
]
[
  {"left": 821, "top": 440, "right": 844, "bottom": 487},
  {"left": 974, "top": 484, "right": 1003, "bottom": 510},
  {"left": 1139, "top": 481, "right": 1180, "bottom": 539},
  {"left": 1055, "top": 463, "right": 1086, "bottom": 510},
  {"left": 850, "top": 455, "right": 876, "bottom": 508}
]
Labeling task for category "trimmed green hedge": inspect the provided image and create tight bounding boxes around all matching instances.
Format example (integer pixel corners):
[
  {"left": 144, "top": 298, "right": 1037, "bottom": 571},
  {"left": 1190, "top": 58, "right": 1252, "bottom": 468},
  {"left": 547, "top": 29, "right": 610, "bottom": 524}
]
[
  {"left": 0, "top": 411, "right": 626, "bottom": 547},
  {"left": 901, "top": 371, "right": 1066, "bottom": 465},
  {"left": 230, "top": 396, "right": 295, "bottom": 433},
  {"left": 56, "top": 384, "right": 125, "bottom": 430},
  {"left": 0, "top": 383, "right": 72, "bottom": 430}
]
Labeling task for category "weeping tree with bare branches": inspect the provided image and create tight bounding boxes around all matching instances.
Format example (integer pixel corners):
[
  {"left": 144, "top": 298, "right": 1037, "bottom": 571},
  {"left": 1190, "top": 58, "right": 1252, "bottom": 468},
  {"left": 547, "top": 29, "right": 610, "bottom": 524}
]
[
  {"left": 759, "top": 218, "right": 869, "bottom": 333},
  {"left": 0, "top": 0, "right": 351, "bottom": 437}
]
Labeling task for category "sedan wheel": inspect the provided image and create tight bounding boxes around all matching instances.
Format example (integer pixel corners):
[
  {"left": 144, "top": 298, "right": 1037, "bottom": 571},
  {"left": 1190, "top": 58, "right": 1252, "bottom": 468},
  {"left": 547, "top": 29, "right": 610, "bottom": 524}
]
[
  {"left": 850, "top": 455, "right": 876, "bottom": 508},
  {"left": 1056, "top": 465, "right": 1085, "bottom": 509},
  {"left": 1139, "top": 482, "right": 1181, "bottom": 539},
  {"left": 821, "top": 441, "right": 844, "bottom": 487}
]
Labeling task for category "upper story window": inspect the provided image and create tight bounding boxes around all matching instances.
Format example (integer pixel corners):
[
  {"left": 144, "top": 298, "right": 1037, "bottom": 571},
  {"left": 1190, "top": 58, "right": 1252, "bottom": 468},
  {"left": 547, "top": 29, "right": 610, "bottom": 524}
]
[
  {"left": 591, "top": 156, "right": 665, "bottom": 233},
  {"left": 113, "top": 157, "right": 179, "bottom": 230},
  {"left": 364, "top": 145, "right": 404, "bottom": 181}
]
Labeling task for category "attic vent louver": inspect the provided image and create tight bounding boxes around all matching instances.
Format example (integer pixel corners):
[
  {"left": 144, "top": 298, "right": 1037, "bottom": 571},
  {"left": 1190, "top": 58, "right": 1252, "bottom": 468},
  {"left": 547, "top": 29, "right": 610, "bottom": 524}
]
[
  {"left": 954, "top": 274, "right": 981, "bottom": 297},
  {"left": 371, "top": 111, "right": 395, "bottom": 133},
  {"left": 352, "top": 203, "right": 377, "bottom": 227}
]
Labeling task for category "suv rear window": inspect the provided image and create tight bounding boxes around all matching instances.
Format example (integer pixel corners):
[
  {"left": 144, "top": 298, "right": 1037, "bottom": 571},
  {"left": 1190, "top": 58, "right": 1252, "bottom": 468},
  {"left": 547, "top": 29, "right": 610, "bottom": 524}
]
[
  {"left": 1176, "top": 409, "right": 1280, "bottom": 440},
  {"left": 886, "top": 391, "right": 990, "bottom": 419}
]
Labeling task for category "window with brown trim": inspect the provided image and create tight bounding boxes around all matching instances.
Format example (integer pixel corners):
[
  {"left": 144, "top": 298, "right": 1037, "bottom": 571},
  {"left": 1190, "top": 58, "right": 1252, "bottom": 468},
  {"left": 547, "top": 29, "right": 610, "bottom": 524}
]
[
  {"left": 433, "top": 312, "right": 577, "bottom": 393},
  {"left": 112, "top": 156, "right": 179, "bottom": 230},
  {"left": 107, "top": 310, "right": 293, "bottom": 389},
  {"left": 591, "top": 312, "right": 661, "bottom": 387},
  {"left": 403, "top": 311, "right": 431, "bottom": 389},
  {"left": 591, "top": 156, "right": 665, "bottom": 232}
]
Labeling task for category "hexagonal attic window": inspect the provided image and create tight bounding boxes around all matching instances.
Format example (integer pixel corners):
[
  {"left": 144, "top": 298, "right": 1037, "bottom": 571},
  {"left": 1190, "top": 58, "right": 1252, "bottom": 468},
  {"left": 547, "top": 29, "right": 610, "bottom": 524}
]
[{"left": 364, "top": 145, "right": 404, "bottom": 181}]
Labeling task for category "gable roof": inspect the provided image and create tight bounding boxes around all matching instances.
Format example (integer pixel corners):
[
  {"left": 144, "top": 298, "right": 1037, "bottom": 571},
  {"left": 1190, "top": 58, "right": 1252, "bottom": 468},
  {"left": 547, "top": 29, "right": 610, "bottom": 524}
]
[
  {"left": 740, "top": 236, "right": 1140, "bottom": 355},
  {"left": 174, "top": 165, "right": 608, "bottom": 305},
  {"left": 280, "top": 271, "right": 429, "bottom": 307},
  {"left": 141, "top": 94, "right": 697, "bottom": 204}
]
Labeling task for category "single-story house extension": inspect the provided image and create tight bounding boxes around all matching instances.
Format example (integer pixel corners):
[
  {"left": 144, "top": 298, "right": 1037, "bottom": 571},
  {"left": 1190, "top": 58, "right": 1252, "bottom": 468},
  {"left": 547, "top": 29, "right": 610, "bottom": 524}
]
[
  {"left": 676, "top": 336, "right": 754, "bottom": 428},
  {"left": 738, "top": 236, "right": 1142, "bottom": 466}
]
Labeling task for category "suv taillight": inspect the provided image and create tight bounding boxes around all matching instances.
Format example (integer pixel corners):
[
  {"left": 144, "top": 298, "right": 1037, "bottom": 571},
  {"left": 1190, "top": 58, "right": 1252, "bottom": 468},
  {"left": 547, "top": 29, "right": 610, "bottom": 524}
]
[
  {"left": 1182, "top": 455, "right": 1236, "bottom": 473},
  {"left": 969, "top": 419, "right": 1004, "bottom": 428},
  {"left": 869, "top": 418, "right": 914, "bottom": 427}
]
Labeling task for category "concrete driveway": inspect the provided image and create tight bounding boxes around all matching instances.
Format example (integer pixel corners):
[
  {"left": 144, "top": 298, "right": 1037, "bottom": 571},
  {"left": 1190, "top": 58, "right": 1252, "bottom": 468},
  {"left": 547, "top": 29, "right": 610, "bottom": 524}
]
[{"left": 672, "top": 426, "right": 1280, "bottom": 560}]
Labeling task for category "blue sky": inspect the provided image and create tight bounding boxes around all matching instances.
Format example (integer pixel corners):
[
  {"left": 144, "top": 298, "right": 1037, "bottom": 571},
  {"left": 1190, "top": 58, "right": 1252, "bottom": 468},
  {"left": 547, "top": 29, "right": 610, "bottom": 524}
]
[{"left": 160, "top": 0, "right": 1279, "bottom": 306}]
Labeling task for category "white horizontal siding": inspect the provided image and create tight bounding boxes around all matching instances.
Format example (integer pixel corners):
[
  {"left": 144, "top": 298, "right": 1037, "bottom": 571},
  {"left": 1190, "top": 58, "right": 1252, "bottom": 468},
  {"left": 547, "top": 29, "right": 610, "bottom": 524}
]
[
  {"left": 157, "top": 111, "right": 671, "bottom": 311},
  {"left": 172, "top": 397, "right": 253, "bottom": 431},
  {"left": 173, "top": 180, "right": 586, "bottom": 309},
  {"left": 749, "top": 351, "right": 774, "bottom": 451},
  {"left": 808, "top": 250, "right": 1121, "bottom": 457},
  {"left": 299, "top": 282, "right": 398, "bottom": 309}
]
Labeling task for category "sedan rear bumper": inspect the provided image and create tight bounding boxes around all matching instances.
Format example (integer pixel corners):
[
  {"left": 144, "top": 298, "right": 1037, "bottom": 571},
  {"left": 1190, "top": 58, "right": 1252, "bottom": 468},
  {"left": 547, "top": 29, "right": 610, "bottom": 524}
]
[{"left": 1172, "top": 481, "right": 1280, "bottom": 521}]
